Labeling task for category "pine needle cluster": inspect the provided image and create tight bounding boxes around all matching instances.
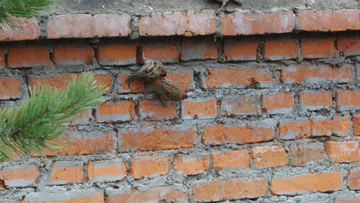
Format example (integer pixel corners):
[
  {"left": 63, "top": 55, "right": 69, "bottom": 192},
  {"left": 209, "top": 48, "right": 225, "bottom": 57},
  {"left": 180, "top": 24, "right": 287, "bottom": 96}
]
[
  {"left": 0, "top": 72, "right": 108, "bottom": 163},
  {"left": 0, "top": 0, "right": 59, "bottom": 31}
]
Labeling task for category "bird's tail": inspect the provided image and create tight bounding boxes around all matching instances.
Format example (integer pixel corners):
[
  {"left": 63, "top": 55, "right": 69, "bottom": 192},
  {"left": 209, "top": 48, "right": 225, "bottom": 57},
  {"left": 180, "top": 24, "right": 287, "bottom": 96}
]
[
  {"left": 143, "top": 82, "right": 162, "bottom": 95},
  {"left": 125, "top": 73, "right": 139, "bottom": 88}
]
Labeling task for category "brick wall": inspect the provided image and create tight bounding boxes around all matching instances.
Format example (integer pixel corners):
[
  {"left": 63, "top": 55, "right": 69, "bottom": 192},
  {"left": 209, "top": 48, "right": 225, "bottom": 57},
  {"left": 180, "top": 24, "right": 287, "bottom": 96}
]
[{"left": 1, "top": 9, "right": 360, "bottom": 203}]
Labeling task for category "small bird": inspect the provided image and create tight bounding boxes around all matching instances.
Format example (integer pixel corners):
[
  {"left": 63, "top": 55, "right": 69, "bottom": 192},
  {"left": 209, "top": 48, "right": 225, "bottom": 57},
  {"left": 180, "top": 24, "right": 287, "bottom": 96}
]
[
  {"left": 125, "top": 59, "right": 167, "bottom": 88},
  {"left": 215, "top": 0, "right": 242, "bottom": 10},
  {"left": 143, "top": 80, "right": 188, "bottom": 105}
]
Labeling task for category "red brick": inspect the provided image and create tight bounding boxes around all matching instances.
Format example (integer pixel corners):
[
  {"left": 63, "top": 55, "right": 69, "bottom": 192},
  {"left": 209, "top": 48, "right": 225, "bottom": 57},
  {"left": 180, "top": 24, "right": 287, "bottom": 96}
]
[
  {"left": 0, "top": 166, "right": 39, "bottom": 187},
  {"left": 139, "top": 12, "right": 216, "bottom": 36},
  {"left": 43, "top": 130, "right": 115, "bottom": 156},
  {"left": 23, "top": 189, "right": 104, "bottom": 203},
  {"left": 347, "top": 168, "right": 360, "bottom": 190},
  {"left": 96, "top": 44, "right": 136, "bottom": 66},
  {"left": 298, "top": 9, "right": 360, "bottom": 32},
  {"left": 271, "top": 172, "right": 343, "bottom": 195},
  {"left": 221, "top": 95, "right": 257, "bottom": 116},
  {"left": 117, "top": 73, "right": 145, "bottom": 94},
  {"left": 337, "top": 91, "right": 360, "bottom": 111},
  {"left": 0, "top": 78, "right": 22, "bottom": 100},
  {"left": 353, "top": 115, "right": 360, "bottom": 136},
  {"left": 0, "top": 18, "right": 40, "bottom": 41},
  {"left": 251, "top": 146, "right": 288, "bottom": 167},
  {"left": 193, "top": 178, "right": 268, "bottom": 202},
  {"left": 279, "top": 118, "right": 311, "bottom": 140},
  {"left": 48, "top": 14, "right": 131, "bottom": 39},
  {"left": 181, "top": 38, "right": 217, "bottom": 61},
  {"left": 312, "top": 116, "right": 350, "bottom": 137},
  {"left": 301, "top": 38, "right": 334, "bottom": 59},
  {"left": 173, "top": 154, "right": 210, "bottom": 175},
  {"left": 165, "top": 71, "right": 195, "bottom": 91},
  {"left": 202, "top": 120, "right": 276, "bottom": 145},
  {"left": 129, "top": 155, "right": 169, "bottom": 179},
  {"left": 337, "top": 199, "right": 360, "bottom": 203},
  {"left": 0, "top": 49, "right": 4, "bottom": 67},
  {"left": 118, "top": 125, "right": 196, "bottom": 152},
  {"left": 8, "top": 47, "right": 49, "bottom": 68},
  {"left": 325, "top": 141, "right": 360, "bottom": 163},
  {"left": 221, "top": 11, "right": 295, "bottom": 36},
  {"left": 289, "top": 142, "right": 325, "bottom": 166},
  {"left": 224, "top": 39, "right": 258, "bottom": 61},
  {"left": 263, "top": 39, "right": 298, "bottom": 61},
  {"left": 338, "top": 37, "right": 360, "bottom": 57},
  {"left": 96, "top": 100, "right": 135, "bottom": 122},
  {"left": 261, "top": 92, "right": 294, "bottom": 114},
  {"left": 211, "top": 150, "right": 249, "bottom": 171},
  {"left": 205, "top": 67, "right": 272, "bottom": 88},
  {"left": 93, "top": 74, "right": 112, "bottom": 94},
  {"left": 29, "top": 74, "right": 73, "bottom": 90},
  {"left": 87, "top": 159, "right": 126, "bottom": 182},
  {"left": 182, "top": 98, "right": 217, "bottom": 119},
  {"left": 49, "top": 161, "right": 83, "bottom": 185},
  {"left": 141, "top": 42, "right": 179, "bottom": 63},
  {"left": 105, "top": 187, "right": 188, "bottom": 203},
  {"left": 52, "top": 45, "right": 94, "bottom": 67},
  {"left": 139, "top": 100, "right": 176, "bottom": 120},
  {"left": 282, "top": 64, "right": 351, "bottom": 85},
  {"left": 300, "top": 90, "right": 332, "bottom": 110},
  {"left": 63, "top": 109, "right": 90, "bottom": 126}
]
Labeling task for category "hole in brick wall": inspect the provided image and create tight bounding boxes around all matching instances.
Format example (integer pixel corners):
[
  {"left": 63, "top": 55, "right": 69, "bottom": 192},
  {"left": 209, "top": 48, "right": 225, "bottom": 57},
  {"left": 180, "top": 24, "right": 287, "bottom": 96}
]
[{"left": 0, "top": 179, "right": 4, "bottom": 188}]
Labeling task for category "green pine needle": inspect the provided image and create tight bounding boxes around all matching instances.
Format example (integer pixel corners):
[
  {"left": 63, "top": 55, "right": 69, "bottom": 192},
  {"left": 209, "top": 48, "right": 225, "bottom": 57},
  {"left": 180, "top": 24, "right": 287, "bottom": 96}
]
[{"left": 0, "top": 71, "right": 108, "bottom": 162}]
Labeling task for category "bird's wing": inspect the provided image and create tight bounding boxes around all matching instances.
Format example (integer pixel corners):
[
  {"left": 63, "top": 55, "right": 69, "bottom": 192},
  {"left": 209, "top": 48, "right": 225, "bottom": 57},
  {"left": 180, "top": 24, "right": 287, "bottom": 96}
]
[{"left": 162, "top": 80, "right": 182, "bottom": 101}]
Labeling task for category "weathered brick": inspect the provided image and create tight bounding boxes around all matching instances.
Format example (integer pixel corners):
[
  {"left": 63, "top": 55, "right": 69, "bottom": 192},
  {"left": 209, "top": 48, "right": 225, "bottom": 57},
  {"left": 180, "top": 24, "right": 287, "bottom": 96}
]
[
  {"left": 165, "top": 70, "right": 195, "bottom": 91},
  {"left": 301, "top": 38, "right": 334, "bottom": 59},
  {"left": 173, "top": 154, "right": 209, "bottom": 175},
  {"left": 181, "top": 38, "right": 217, "bottom": 61},
  {"left": 224, "top": 39, "right": 258, "bottom": 61},
  {"left": 0, "top": 49, "right": 5, "bottom": 68},
  {"left": 279, "top": 118, "right": 311, "bottom": 140},
  {"left": 87, "top": 159, "right": 126, "bottom": 182},
  {"left": 181, "top": 98, "right": 217, "bottom": 119},
  {"left": 261, "top": 92, "right": 294, "bottom": 114},
  {"left": 117, "top": 73, "right": 146, "bottom": 94},
  {"left": 221, "top": 11, "right": 295, "bottom": 35},
  {"left": 353, "top": 115, "right": 360, "bottom": 136},
  {"left": 52, "top": 45, "right": 94, "bottom": 67},
  {"left": 221, "top": 95, "right": 258, "bottom": 116},
  {"left": 129, "top": 155, "right": 168, "bottom": 179},
  {"left": 312, "top": 116, "right": 350, "bottom": 137},
  {"left": 337, "top": 90, "right": 360, "bottom": 111},
  {"left": 49, "top": 161, "right": 83, "bottom": 185},
  {"left": 43, "top": 130, "right": 115, "bottom": 156},
  {"left": 96, "top": 100, "right": 135, "bottom": 122},
  {"left": 0, "top": 18, "right": 40, "bottom": 41},
  {"left": 272, "top": 172, "right": 342, "bottom": 195},
  {"left": 8, "top": 47, "right": 49, "bottom": 68},
  {"left": 347, "top": 168, "right": 360, "bottom": 190},
  {"left": 0, "top": 78, "right": 22, "bottom": 100},
  {"left": 118, "top": 125, "right": 196, "bottom": 152},
  {"left": 336, "top": 196, "right": 360, "bottom": 203},
  {"left": 263, "top": 39, "right": 298, "bottom": 61},
  {"left": 93, "top": 74, "right": 112, "bottom": 94},
  {"left": 202, "top": 120, "right": 276, "bottom": 145},
  {"left": 48, "top": 14, "right": 131, "bottom": 38},
  {"left": 0, "top": 165, "right": 39, "bottom": 188},
  {"left": 338, "top": 37, "right": 360, "bottom": 57},
  {"left": 281, "top": 64, "right": 351, "bottom": 85},
  {"left": 139, "top": 12, "right": 216, "bottom": 36},
  {"left": 289, "top": 142, "right": 325, "bottom": 166},
  {"left": 139, "top": 100, "right": 176, "bottom": 120},
  {"left": 211, "top": 150, "right": 249, "bottom": 172},
  {"left": 325, "top": 141, "right": 360, "bottom": 163},
  {"left": 251, "top": 146, "right": 288, "bottom": 167},
  {"left": 63, "top": 109, "right": 90, "bottom": 126},
  {"left": 298, "top": 9, "right": 360, "bottom": 32},
  {"left": 23, "top": 189, "right": 104, "bottom": 203},
  {"left": 193, "top": 178, "right": 268, "bottom": 202},
  {"left": 105, "top": 187, "right": 188, "bottom": 203},
  {"left": 300, "top": 90, "right": 332, "bottom": 111},
  {"left": 141, "top": 41, "right": 179, "bottom": 63},
  {"left": 96, "top": 44, "right": 136, "bottom": 66},
  {"left": 205, "top": 67, "right": 272, "bottom": 88}
]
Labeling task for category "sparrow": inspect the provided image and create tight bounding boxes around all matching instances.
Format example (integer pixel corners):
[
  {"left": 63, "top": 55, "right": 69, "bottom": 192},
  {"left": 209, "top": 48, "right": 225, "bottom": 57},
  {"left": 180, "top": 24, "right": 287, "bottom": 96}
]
[
  {"left": 143, "top": 80, "right": 188, "bottom": 105},
  {"left": 215, "top": 0, "right": 242, "bottom": 10},
  {"left": 125, "top": 59, "right": 167, "bottom": 88}
]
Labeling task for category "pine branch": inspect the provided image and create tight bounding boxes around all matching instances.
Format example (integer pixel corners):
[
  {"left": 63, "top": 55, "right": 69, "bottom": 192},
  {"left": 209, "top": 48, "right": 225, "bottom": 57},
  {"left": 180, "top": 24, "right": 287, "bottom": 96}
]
[
  {"left": 0, "top": 71, "right": 108, "bottom": 162},
  {"left": 0, "top": 0, "right": 59, "bottom": 31}
]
